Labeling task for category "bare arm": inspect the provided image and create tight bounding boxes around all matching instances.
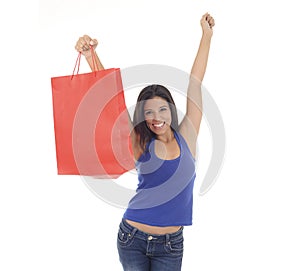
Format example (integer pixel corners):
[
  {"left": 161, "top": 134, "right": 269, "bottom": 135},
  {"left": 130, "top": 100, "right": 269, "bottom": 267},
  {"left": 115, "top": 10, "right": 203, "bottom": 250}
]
[
  {"left": 75, "top": 35, "right": 143, "bottom": 159},
  {"left": 179, "top": 13, "right": 215, "bottom": 156}
]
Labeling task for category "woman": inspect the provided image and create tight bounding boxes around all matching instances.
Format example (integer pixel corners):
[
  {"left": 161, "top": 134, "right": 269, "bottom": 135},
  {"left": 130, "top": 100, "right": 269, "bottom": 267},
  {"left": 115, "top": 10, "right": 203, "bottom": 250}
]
[{"left": 75, "top": 12, "right": 215, "bottom": 271}]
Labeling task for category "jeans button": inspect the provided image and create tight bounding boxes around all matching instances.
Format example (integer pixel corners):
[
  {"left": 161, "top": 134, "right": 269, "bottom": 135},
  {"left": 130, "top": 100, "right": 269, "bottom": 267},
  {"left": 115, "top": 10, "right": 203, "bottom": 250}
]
[{"left": 148, "top": 235, "right": 153, "bottom": 241}]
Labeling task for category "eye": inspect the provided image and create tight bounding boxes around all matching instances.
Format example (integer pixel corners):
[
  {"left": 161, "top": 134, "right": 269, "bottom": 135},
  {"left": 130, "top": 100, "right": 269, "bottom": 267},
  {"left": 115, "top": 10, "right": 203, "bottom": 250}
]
[
  {"left": 144, "top": 110, "right": 153, "bottom": 116},
  {"left": 159, "top": 107, "right": 168, "bottom": 112}
]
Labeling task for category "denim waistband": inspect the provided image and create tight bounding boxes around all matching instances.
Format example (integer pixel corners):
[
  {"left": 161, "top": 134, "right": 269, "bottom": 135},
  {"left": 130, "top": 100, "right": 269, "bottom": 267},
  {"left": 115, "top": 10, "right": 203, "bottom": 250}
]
[{"left": 120, "top": 219, "right": 183, "bottom": 243}]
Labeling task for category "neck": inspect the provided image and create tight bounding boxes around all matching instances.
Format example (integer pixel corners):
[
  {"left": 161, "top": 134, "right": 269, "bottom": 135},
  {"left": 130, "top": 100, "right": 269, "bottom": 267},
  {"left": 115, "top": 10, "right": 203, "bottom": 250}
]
[{"left": 156, "top": 129, "right": 175, "bottom": 143}]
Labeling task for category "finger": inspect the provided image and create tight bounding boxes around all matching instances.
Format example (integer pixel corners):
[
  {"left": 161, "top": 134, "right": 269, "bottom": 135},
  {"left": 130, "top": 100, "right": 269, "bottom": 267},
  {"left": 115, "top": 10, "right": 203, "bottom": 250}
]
[
  {"left": 83, "top": 34, "right": 92, "bottom": 42},
  {"left": 208, "top": 17, "right": 215, "bottom": 27},
  {"left": 93, "top": 39, "right": 98, "bottom": 45},
  {"left": 201, "top": 12, "right": 208, "bottom": 22},
  {"left": 83, "top": 35, "right": 92, "bottom": 50},
  {"left": 79, "top": 41, "right": 88, "bottom": 51},
  {"left": 207, "top": 15, "right": 214, "bottom": 22},
  {"left": 75, "top": 40, "right": 84, "bottom": 52}
]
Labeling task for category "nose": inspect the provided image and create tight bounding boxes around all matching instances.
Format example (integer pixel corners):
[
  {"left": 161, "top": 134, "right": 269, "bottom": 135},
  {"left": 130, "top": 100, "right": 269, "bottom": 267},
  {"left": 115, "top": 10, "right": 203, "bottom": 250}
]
[{"left": 152, "top": 111, "right": 161, "bottom": 121}]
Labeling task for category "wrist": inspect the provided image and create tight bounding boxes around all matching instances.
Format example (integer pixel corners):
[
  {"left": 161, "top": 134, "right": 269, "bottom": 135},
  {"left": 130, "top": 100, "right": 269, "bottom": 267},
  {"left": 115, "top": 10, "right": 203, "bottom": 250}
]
[
  {"left": 84, "top": 52, "right": 93, "bottom": 59},
  {"left": 202, "top": 31, "right": 213, "bottom": 39}
]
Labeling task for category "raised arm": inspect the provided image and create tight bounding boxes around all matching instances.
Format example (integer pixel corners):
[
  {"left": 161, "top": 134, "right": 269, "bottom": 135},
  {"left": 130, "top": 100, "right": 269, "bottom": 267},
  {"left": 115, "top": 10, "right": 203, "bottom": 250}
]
[
  {"left": 75, "top": 35, "right": 142, "bottom": 159},
  {"left": 179, "top": 13, "right": 215, "bottom": 157},
  {"left": 75, "top": 35, "right": 105, "bottom": 71}
]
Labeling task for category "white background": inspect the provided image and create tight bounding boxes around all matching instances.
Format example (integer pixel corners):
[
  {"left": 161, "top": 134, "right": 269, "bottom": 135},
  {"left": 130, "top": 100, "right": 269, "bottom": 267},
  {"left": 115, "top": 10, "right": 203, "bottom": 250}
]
[{"left": 1, "top": 0, "right": 300, "bottom": 270}]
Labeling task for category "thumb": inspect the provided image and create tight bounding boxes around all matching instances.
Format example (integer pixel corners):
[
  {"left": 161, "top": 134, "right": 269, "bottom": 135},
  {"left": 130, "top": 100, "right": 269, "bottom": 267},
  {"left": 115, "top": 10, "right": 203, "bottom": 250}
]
[{"left": 90, "top": 39, "right": 98, "bottom": 46}]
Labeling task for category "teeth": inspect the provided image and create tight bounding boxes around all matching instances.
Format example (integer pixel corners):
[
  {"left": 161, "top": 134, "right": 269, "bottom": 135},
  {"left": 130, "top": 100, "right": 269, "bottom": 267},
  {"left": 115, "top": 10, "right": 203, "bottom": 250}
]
[{"left": 153, "top": 122, "right": 164, "bottom": 128}]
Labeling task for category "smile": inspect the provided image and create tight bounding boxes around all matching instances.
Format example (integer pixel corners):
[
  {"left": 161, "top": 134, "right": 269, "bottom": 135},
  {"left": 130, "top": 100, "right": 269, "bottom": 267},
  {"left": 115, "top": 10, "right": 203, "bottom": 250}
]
[{"left": 152, "top": 122, "right": 165, "bottom": 128}]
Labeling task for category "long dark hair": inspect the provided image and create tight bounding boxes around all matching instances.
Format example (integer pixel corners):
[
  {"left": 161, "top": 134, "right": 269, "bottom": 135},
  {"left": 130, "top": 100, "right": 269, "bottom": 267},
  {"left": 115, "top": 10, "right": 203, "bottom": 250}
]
[{"left": 133, "top": 84, "right": 179, "bottom": 151}]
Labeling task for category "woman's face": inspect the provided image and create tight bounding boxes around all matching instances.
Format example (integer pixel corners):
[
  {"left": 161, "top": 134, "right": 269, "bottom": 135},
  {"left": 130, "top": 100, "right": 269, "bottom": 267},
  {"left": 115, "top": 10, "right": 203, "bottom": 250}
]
[{"left": 143, "top": 96, "right": 172, "bottom": 135}]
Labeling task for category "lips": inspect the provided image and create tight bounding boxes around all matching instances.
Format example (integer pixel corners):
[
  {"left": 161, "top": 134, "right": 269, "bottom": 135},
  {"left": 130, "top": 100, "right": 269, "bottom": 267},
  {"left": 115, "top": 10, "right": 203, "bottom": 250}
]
[{"left": 153, "top": 122, "right": 164, "bottom": 128}]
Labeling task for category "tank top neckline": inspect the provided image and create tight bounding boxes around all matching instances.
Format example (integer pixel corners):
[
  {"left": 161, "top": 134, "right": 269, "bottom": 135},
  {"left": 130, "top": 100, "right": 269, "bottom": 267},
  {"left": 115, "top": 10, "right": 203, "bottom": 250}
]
[{"left": 148, "top": 130, "right": 182, "bottom": 162}]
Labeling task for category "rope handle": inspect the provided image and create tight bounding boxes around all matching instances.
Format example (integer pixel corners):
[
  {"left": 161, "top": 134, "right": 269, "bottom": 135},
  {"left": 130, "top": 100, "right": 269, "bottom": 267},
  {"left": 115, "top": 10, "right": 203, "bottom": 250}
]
[{"left": 71, "top": 45, "right": 98, "bottom": 80}]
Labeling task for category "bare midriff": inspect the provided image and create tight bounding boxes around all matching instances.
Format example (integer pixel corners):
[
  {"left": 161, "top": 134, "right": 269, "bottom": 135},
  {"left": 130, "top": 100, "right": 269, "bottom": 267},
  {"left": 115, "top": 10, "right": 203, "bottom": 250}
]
[{"left": 126, "top": 219, "right": 181, "bottom": 235}]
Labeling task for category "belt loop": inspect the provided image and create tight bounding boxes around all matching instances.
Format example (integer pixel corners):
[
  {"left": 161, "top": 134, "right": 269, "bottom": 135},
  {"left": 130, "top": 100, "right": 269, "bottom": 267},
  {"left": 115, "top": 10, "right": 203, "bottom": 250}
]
[
  {"left": 130, "top": 228, "right": 138, "bottom": 239},
  {"left": 165, "top": 234, "right": 170, "bottom": 246}
]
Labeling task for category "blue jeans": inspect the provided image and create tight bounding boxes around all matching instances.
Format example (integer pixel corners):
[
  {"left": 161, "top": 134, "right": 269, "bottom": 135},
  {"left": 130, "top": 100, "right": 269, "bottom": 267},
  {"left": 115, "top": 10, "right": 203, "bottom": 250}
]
[{"left": 117, "top": 219, "right": 184, "bottom": 271}]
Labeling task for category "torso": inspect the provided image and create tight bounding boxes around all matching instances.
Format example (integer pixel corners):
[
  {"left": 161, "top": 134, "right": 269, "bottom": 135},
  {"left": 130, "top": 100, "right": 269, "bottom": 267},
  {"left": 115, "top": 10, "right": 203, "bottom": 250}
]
[
  {"left": 127, "top": 131, "right": 194, "bottom": 233},
  {"left": 129, "top": 134, "right": 181, "bottom": 234},
  {"left": 126, "top": 219, "right": 181, "bottom": 234}
]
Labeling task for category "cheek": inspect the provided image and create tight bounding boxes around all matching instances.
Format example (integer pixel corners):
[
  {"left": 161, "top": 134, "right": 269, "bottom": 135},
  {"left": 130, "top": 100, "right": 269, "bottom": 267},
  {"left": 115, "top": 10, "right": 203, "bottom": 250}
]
[
  {"left": 145, "top": 119, "right": 154, "bottom": 129},
  {"left": 145, "top": 119, "right": 152, "bottom": 125},
  {"left": 144, "top": 115, "right": 153, "bottom": 123},
  {"left": 164, "top": 111, "right": 172, "bottom": 122}
]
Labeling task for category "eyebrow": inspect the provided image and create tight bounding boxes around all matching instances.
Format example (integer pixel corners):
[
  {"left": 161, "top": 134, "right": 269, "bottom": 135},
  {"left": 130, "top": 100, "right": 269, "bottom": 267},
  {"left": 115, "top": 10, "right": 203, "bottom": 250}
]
[{"left": 144, "top": 105, "right": 168, "bottom": 111}]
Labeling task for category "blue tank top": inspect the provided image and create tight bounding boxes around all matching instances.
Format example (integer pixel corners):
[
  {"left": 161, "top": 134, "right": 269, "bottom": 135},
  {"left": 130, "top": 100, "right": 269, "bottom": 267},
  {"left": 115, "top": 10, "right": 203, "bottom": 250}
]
[{"left": 123, "top": 131, "right": 196, "bottom": 226}]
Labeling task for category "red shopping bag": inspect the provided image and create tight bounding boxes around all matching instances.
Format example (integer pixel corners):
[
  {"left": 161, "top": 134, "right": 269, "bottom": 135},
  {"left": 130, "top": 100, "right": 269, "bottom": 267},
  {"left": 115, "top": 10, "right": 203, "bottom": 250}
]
[{"left": 51, "top": 51, "right": 134, "bottom": 177}]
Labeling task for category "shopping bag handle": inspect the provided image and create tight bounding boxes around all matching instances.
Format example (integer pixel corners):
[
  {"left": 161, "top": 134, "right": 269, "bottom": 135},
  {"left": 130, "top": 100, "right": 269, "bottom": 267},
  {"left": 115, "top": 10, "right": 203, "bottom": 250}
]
[{"left": 71, "top": 46, "right": 98, "bottom": 80}]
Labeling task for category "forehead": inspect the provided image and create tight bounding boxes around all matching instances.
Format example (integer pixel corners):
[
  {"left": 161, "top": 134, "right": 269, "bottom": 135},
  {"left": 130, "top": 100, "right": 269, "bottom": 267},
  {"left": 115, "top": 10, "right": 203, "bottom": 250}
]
[{"left": 144, "top": 97, "right": 169, "bottom": 109}]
